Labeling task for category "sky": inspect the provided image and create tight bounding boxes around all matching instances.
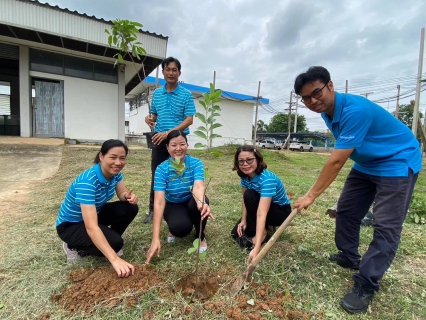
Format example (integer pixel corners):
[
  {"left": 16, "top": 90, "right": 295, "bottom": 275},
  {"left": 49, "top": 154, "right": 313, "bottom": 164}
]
[{"left": 39, "top": 0, "right": 425, "bottom": 132}]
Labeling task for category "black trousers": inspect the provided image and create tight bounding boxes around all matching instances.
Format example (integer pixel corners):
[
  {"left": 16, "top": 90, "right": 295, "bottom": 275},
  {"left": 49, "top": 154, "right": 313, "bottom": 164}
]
[
  {"left": 163, "top": 197, "right": 210, "bottom": 240},
  {"left": 149, "top": 138, "right": 169, "bottom": 211},
  {"left": 56, "top": 201, "right": 138, "bottom": 256},
  {"left": 336, "top": 168, "right": 418, "bottom": 291},
  {"left": 231, "top": 189, "right": 292, "bottom": 238}
]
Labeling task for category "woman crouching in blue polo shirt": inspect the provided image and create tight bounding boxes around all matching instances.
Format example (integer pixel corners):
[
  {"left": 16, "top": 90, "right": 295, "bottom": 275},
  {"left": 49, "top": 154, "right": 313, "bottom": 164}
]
[
  {"left": 145, "top": 130, "right": 214, "bottom": 264},
  {"left": 231, "top": 145, "right": 292, "bottom": 264},
  {"left": 56, "top": 139, "right": 139, "bottom": 278}
]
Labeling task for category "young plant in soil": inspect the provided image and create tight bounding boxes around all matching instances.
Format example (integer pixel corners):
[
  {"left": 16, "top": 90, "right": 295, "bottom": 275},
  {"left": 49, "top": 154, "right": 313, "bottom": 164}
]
[
  {"left": 187, "top": 169, "right": 211, "bottom": 298},
  {"left": 193, "top": 83, "right": 223, "bottom": 157}
]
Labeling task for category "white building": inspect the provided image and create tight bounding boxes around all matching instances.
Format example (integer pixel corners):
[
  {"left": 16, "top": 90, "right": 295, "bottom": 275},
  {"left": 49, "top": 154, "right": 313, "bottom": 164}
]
[
  {"left": 0, "top": 0, "right": 167, "bottom": 141},
  {"left": 126, "top": 76, "right": 269, "bottom": 148}
]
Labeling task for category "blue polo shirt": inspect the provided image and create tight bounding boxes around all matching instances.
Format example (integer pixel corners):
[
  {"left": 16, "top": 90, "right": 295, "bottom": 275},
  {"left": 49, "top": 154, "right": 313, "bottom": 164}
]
[
  {"left": 153, "top": 155, "right": 204, "bottom": 203},
  {"left": 56, "top": 163, "right": 123, "bottom": 226},
  {"left": 241, "top": 169, "right": 291, "bottom": 206},
  {"left": 322, "top": 92, "right": 422, "bottom": 177},
  {"left": 151, "top": 84, "right": 196, "bottom": 134}
]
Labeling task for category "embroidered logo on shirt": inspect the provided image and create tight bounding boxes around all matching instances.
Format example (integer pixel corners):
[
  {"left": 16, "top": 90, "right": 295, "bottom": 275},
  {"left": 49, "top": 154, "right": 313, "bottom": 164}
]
[{"left": 340, "top": 135, "right": 355, "bottom": 140}]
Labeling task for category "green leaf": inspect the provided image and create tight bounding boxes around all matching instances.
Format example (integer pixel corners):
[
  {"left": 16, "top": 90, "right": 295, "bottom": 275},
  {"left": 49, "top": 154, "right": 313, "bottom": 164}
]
[
  {"left": 210, "top": 123, "right": 222, "bottom": 130},
  {"left": 196, "top": 126, "right": 207, "bottom": 132},
  {"left": 199, "top": 100, "right": 207, "bottom": 109},
  {"left": 0, "top": 303, "right": 4, "bottom": 309},
  {"left": 193, "top": 239, "right": 200, "bottom": 248},
  {"left": 212, "top": 105, "right": 222, "bottom": 111},
  {"left": 204, "top": 167, "right": 209, "bottom": 180},
  {"left": 209, "top": 134, "right": 222, "bottom": 140},
  {"left": 195, "top": 113, "right": 207, "bottom": 124},
  {"left": 187, "top": 247, "right": 196, "bottom": 254},
  {"left": 211, "top": 89, "right": 222, "bottom": 100},
  {"left": 415, "top": 214, "right": 419, "bottom": 224},
  {"left": 113, "top": 36, "right": 118, "bottom": 45},
  {"left": 199, "top": 251, "right": 207, "bottom": 260},
  {"left": 194, "top": 143, "right": 206, "bottom": 148},
  {"left": 133, "top": 22, "right": 143, "bottom": 27},
  {"left": 117, "top": 54, "right": 125, "bottom": 64},
  {"left": 193, "top": 131, "right": 207, "bottom": 140}
]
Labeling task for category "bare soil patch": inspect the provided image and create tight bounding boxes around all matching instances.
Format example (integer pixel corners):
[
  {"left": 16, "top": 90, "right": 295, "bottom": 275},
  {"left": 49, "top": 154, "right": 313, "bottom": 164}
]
[{"left": 174, "top": 272, "right": 221, "bottom": 301}]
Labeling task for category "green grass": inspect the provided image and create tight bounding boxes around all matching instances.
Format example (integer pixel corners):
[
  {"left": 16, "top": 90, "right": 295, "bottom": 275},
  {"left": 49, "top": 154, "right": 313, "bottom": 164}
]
[{"left": 0, "top": 146, "right": 425, "bottom": 319}]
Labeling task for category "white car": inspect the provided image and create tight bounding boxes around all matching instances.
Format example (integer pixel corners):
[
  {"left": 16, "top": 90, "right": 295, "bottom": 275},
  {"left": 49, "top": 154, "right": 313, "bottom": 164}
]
[
  {"left": 289, "top": 141, "right": 314, "bottom": 152},
  {"left": 258, "top": 139, "right": 276, "bottom": 149}
]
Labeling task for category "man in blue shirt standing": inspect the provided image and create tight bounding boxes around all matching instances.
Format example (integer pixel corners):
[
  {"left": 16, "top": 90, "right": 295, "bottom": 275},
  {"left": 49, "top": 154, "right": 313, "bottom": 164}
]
[
  {"left": 293, "top": 66, "right": 421, "bottom": 314},
  {"left": 144, "top": 57, "right": 196, "bottom": 223}
]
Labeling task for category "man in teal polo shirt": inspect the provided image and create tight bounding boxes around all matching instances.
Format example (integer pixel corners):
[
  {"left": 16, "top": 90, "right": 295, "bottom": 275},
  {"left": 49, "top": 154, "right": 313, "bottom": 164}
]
[
  {"left": 144, "top": 57, "right": 196, "bottom": 223},
  {"left": 293, "top": 66, "right": 421, "bottom": 314}
]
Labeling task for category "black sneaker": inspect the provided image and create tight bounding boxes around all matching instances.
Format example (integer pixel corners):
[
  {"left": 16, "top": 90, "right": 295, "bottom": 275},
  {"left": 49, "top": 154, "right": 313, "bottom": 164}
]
[
  {"left": 361, "top": 211, "right": 374, "bottom": 227},
  {"left": 143, "top": 210, "right": 154, "bottom": 223},
  {"left": 329, "top": 252, "right": 360, "bottom": 270},
  {"left": 340, "top": 283, "right": 374, "bottom": 314}
]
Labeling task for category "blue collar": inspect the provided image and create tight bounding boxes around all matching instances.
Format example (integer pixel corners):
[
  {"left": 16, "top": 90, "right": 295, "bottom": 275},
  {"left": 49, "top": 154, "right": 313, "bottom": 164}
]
[
  {"left": 94, "top": 163, "right": 109, "bottom": 183},
  {"left": 161, "top": 83, "right": 181, "bottom": 95}
]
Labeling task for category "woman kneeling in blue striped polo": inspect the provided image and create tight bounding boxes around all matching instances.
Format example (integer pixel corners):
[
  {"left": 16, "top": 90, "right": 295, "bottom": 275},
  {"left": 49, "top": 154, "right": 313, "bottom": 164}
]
[
  {"left": 146, "top": 130, "right": 215, "bottom": 264},
  {"left": 56, "top": 139, "right": 139, "bottom": 278}
]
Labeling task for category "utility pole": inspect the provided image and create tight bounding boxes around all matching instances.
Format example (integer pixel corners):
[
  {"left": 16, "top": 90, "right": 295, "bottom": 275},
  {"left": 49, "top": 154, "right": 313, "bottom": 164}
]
[
  {"left": 155, "top": 67, "right": 159, "bottom": 88},
  {"left": 253, "top": 81, "right": 261, "bottom": 146},
  {"left": 412, "top": 27, "right": 425, "bottom": 136},
  {"left": 345, "top": 80, "right": 348, "bottom": 93},
  {"left": 213, "top": 71, "right": 216, "bottom": 87},
  {"left": 293, "top": 95, "right": 299, "bottom": 133},
  {"left": 286, "top": 91, "right": 293, "bottom": 148},
  {"left": 395, "top": 85, "right": 401, "bottom": 118}
]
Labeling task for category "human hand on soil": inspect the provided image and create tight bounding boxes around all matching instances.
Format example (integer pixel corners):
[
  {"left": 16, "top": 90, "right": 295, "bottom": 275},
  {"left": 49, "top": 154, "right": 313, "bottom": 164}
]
[
  {"left": 145, "top": 115, "right": 155, "bottom": 129},
  {"left": 145, "top": 240, "right": 161, "bottom": 264},
  {"left": 293, "top": 195, "right": 315, "bottom": 213},
  {"left": 111, "top": 258, "right": 135, "bottom": 278},
  {"left": 237, "top": 221, "right": 247, "bottom": 237},
  {"left": 247, "top": 246, "right": 260, "bottom": 264},
  {"left": 152, "top": 132, "right": 167, "bottom": 145},
  {"left": 125, "top": 189, "right": 138, "bottom": 204}
]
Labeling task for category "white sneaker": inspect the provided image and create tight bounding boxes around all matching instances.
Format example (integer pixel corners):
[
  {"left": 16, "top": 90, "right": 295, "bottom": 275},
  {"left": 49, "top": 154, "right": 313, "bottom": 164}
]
[
  {"left": 199, "top": 238, "right": 207, "bottom": 253},
  {"left": 167, "top": 233, "right": 176, "bottom": 243},
  {"left": 117, "top": 249, "right": 123, "bottom": 257},
  {"left": 62, "top": 242, "right": 80, "bottom": 264}
]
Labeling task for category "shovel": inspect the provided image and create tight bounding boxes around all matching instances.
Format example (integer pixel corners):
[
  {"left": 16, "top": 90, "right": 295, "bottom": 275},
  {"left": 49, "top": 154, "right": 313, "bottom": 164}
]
[{"left": 228, "top": 208, "right": 298, "bottom": 297}]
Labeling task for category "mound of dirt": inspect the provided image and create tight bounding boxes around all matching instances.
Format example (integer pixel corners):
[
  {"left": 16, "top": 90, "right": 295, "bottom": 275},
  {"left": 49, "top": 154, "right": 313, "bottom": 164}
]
[
  {"left": 51, "top": 264, "right": 163, "bottom": 313},
  {"left": 174, "top": 273, "right": 220, "bottom": 301}
]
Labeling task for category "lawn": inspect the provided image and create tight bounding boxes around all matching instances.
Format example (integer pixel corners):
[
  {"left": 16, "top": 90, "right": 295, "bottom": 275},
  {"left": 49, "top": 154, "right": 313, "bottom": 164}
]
[{"left": 0, "top": 145, "right": 425, "bottom": 319}]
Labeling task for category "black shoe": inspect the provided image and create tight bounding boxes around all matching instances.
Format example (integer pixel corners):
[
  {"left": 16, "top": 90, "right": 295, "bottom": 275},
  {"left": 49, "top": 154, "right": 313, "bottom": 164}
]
[
  {"left": 361, "top": 211, "right": 374, "bottom": 227},
  {"left": 340, "top": 283, "right": 374, "bottom": 314},
  {"left": 234, "top": 234, "right": 254, "bottom": 250},
  {"left": 261, "top": 233, "right": 271, "bottom": 245},
  {"left": 143, "top": 210, "right": 154, "bottom": 223},
  {"left": 329, "top": 252, "right": 360, "bottom": 270}
]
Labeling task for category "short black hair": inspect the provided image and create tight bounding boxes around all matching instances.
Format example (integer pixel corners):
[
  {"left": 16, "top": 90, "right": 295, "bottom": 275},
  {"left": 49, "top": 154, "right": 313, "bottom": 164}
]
[
  {"left": 166, "top": 130, "right": 187, "bottom": 145},
  {"left": 294, "top": 66, "right": 331, "bottom": 95},
  {"left": 94, "top": 139, "right": 128, "bottom": 163},
  {"left": 232, "top": 145, "right": 267, "bottom": 178},
  {"left": 161, "top": 57, "right": 181, "bottom": 71}
]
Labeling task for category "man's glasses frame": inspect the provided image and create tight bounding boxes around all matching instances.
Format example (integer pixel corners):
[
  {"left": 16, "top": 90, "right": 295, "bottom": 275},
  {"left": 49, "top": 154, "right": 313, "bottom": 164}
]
[
  {"left": 300, "top": 82, "right": 328, "bottom": 104},
  {"left": 238, "top": 158, "right": 256, "bottom": 166}
]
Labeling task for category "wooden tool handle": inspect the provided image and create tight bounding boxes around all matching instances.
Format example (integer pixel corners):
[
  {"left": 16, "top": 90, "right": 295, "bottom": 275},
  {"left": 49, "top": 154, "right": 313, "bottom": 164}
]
[{"left": 250, "top": 208, "right": 298, "bottom": 268}]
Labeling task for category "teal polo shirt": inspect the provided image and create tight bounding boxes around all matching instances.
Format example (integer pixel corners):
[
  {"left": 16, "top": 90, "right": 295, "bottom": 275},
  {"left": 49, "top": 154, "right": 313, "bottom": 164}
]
[
  {"left": 153, "top": 155, "right": 205, "bottom": 203},
  {"left": 241, "top": 169, "right": 291, "bottom": 206},
  {"left": 151, "top": 84, "right": 196, "bottom": 134},
  {"left": 56, "top": 163, "right": 123, "bottom": 226},
  {"left": 322, "top": 92, "right": 422, "bottom": 177}
]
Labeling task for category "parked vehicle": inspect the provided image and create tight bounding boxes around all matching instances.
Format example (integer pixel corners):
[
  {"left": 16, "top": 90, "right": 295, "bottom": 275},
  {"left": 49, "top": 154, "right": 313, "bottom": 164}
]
[
  {"left": 258, "top": 139, "right": 276, "bottom": 149},
  {"left": 289, "top": 140, "right": 314, "bottom": 152}
]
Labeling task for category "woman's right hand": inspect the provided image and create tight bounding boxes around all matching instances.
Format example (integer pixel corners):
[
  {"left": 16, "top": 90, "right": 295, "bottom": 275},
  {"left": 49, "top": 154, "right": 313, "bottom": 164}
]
[
  {"left": 145, "top": 239, "right": 161, "bottom": 264},
  {"left": 237, "top": 220, "right": 247, "bottom": 237},
  {"left": 111, "top": 258, "right": 135, "bottom": 278}
]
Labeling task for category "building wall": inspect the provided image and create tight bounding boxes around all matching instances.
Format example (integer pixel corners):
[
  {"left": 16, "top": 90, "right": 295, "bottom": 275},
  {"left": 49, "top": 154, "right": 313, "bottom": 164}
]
[
  {"left": 30, "top": 71, "right": 119, "bottom": 141},
  {"left": 127, "top": 97, "right": 254, "bottom": 148}
]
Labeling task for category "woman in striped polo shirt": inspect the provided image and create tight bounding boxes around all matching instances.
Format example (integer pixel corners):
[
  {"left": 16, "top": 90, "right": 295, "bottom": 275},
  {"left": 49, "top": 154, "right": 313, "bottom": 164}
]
[
  {"left": 145, "top": 130, "right": 214, "bottom": 264},
  {"left": 231, "top": 145, "right": 292, "bottom": 264},
  {"left": 56, "top": 139, "right": 138, "bottom": 278}
]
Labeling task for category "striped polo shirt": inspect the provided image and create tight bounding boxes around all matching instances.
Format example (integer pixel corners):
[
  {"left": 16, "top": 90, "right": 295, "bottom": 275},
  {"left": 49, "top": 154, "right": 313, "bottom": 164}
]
[
  {"left": 153, "top": 155, "right": 204, "bottom": 203},
  {"left": 151, "top": 84, "right": 196, "bottom": 134},
  {"left": 56, "top": 163, "right": 123, "bottom": 226},
  {"left": 241, "top": 169, "right": 291, "bottom": 206}
]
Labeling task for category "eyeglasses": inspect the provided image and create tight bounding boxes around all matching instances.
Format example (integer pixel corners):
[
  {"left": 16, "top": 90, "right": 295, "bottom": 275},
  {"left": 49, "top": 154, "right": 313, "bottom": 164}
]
[
  {"left": 300, "top": 83, "right": 328, "bottom": 104},
  {"left": 238, "top": 158, "right": 256, "bottom": 166}
]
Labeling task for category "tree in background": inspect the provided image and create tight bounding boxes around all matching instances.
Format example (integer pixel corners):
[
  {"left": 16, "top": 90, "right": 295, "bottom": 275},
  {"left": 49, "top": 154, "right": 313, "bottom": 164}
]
[
  {"left": 397, "top": 100, "right": 423, "bottom": 130},
  {"left": 256, "top": 120, "right": 268, "bottom": 133},
  {"left": 267, "top": 113, "right": 308, "bottom": 133}
]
